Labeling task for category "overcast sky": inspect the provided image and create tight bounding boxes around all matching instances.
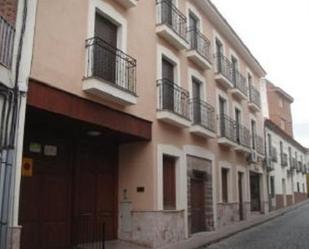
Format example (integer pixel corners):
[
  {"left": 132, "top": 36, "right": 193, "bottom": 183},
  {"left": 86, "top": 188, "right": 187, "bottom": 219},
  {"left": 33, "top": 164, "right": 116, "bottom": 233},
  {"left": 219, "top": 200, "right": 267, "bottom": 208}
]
[{"left": 211, "top": 0, "right": 309, "bottom": 147}]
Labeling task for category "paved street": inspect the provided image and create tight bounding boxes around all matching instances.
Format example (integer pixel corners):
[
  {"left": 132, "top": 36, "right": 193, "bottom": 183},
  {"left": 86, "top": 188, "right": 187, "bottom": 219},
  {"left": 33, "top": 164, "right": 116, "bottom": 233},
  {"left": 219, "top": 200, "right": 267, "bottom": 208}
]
[{"left": 202, "top": 203, "right": 309, "bottom": 249}]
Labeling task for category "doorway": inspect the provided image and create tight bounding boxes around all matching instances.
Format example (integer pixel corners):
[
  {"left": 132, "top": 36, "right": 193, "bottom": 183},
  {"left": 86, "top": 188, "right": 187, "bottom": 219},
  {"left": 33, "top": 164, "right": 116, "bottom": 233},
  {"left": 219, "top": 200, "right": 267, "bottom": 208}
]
[
  {"left": 19, "top": 108, "right": 118, "bottom": 249},
  {"left": 238, "top": 172, "right": 244, "bottom": 220},
  {"left": 250, "top": 172, "right": 261, "bottom": 212},
  {"left": 190, "top": 171, "right": 206, "bottom": 233}
]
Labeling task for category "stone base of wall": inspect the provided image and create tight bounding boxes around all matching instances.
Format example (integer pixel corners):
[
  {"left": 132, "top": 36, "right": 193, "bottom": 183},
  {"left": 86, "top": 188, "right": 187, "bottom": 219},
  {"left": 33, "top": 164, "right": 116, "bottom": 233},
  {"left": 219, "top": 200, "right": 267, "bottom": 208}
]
[
  {"left": 294, "top": 192, "right": 308, "bottom": 204},
  {"left": 217, "top": 203, "right": 242, "bottom": 228},
  {"left": 276, "top": 195, "right": 284, "bottom": 210},
  {"left": 286, "top": 195, "right": 294, "bottom": 206},
  {"left": 119, "top": 209, "right": 185, "bottom": 248},
  {"left": 6, "top": 226, "right": 21, "bottom": 249}
]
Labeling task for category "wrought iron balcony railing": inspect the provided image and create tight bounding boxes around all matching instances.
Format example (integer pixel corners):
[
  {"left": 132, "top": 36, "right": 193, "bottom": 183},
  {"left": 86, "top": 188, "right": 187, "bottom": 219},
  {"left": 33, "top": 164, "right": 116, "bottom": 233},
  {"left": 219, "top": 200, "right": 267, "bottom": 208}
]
[
  {"left": 280, "top": 153, "right": 288, "bottom": 167},
  {"left": 219, "top": 114, "right": 236, "bottom": 143},
  {"left": 187, "top": 28, "right": 212, "bottom": 64},
  {"left": 190, "top": 98, "right": 215, "bottom": 132},
  {"left": 85, "top": 37, "right": 136, "bottom": 94},
  {"left": 232, "top": 69, "right": 248, "bottom": 97},
  {"left": 0, "top": 16, "right": 15, "bottom": 68},
  {"left": 156, "top": 0, "right": 188, "bottom": 42},
  {"left": 157, "top": 79, "right": 190, "bottom": 120},
  {"left": 235, "top": 123, "right": 251, "bottom": 149},
  {"left": 214, "top": 53, "right": 233, "bottom": 83},
  {"left": 249, "top": 84, "right": 261, "bottom": 108},
  {"left": 256, "top": 135, "right": 265, "bottom": 155}
]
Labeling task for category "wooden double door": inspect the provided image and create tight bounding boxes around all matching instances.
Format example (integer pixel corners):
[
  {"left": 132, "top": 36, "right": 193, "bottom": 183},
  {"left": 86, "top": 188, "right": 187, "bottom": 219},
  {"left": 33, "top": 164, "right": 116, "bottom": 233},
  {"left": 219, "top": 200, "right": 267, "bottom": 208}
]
[{"left": 19, "top": 138, "right": 117, "bottom": 249}]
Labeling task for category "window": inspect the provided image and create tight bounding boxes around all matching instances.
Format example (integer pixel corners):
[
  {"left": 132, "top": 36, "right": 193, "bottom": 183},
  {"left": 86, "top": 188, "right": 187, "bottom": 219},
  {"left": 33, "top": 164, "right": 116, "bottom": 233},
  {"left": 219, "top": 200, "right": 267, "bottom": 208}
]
[
  {"left": 270, "top": 176, "right": 275, "bottom": 198},
  {"left": 231, "top": 56, "right": 238, "bottom": 84},
  {"left": 163, "top": 155, "right": 176, "bottom": 210},
  {"left": 303, "top": 183, "right": 305, "bottom": 193},
  {"left": 219, "top": 96, "right": 227, "bottom": 136},
  {"left": 267, "top": 133, "right": 272, "bottom": 160},
  {"left": 297, "top": 182, "right": 300, "bottom": 192},
  {"left": 215, "top": 38, "right": 223, "bottom": 72},
  {"left": 251, "top": 120, "right": 257, "bottom": 150},
  {"left": 192, "top": 77, "right": 202, "bottom": 123},
  {"left": 235, "top": 108, "right": 241, "bottom": 143},
  {"left": 221, "top": 168, "right": 229, "bottom": 203}
]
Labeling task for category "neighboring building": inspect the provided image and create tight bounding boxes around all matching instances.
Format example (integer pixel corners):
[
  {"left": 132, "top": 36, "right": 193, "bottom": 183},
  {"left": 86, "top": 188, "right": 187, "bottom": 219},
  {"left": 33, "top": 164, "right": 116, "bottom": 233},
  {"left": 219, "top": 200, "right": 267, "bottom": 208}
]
[
  {"left": 265, "top": 79, "right": 294, "bottom": 137},
  {"left": 6, "top": 1, "right": 269, "bottom": 249},
  {"left": 0, "top": 0, "right": 37, "bottom": 249},
  {"left": 265, "top": 119, "right": 308, "bottom": 210}
]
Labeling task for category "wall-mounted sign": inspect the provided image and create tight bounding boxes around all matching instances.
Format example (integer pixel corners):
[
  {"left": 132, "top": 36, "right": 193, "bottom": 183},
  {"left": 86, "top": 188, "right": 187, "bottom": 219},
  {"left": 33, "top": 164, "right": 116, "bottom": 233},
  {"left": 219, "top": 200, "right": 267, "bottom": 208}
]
[
  {"left": 29, "top": 143, "right": 41, "bottom": 153},
  {"left": 22, "top": 158, "right": 33, "bottom": 177},
  {"left": 44, "top": 145, "right": 57, "bottom": 156}
]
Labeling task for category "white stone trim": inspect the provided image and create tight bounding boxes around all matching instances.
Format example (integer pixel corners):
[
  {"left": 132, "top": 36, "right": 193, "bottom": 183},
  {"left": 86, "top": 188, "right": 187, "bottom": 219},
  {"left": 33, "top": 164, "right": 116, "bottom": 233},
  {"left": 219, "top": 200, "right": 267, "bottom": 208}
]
[
  {"left": 157, "top": 144, "right": 185, "bottom": 212},
  {"left": 187, "top": 67, "right": 207, "bottom": 100},
  {"left": 185, "top": 2, "right": 203, "bottom": 32},
  {"left": 218, "top": 161, "right": 233, "bottom": 203},
  {"left": 212, "top": 30, "right": 225, "bottom": 56},
  {"left": 156, "top": 44, "right": 181, "bottom": 85},
  {"left": 183, "top": 145, "right": 216, "bottom": 232},
  {"left": 87, "top": 0, "right": 127, "bottom": 52}
]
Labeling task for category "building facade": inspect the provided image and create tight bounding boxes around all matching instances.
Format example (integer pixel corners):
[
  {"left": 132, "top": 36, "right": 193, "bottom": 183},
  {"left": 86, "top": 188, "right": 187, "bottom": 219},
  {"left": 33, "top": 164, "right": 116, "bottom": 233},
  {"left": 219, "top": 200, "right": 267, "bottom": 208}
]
[
  {"left": 265, "top": 79, "right": 294, "bottom": 137},
  {"left": 265, "top": 120, "right": 308, "bottom": 210},
  {"left": 2, "top": 1, "right": 271, "bottom": 249}
]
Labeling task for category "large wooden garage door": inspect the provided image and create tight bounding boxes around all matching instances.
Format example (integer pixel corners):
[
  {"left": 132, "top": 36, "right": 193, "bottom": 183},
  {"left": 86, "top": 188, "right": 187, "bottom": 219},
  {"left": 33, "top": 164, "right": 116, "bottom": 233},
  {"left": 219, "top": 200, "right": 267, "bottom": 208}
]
[
  {"left": 73, "top": 141, "right": 117, "bottom": 242},
  {"left": 20, "top": 138, "right": 118, "bottom": 249},
  {"left": 19, "top": 139, "right": 72, "bottom": 249}
]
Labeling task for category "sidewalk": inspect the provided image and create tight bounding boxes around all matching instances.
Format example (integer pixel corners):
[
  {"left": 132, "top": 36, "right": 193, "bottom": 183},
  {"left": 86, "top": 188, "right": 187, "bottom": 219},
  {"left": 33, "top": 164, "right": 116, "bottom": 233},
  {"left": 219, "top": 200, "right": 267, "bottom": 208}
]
[{"left": 104, "top": 200, "right": 309, "bottom": 249}]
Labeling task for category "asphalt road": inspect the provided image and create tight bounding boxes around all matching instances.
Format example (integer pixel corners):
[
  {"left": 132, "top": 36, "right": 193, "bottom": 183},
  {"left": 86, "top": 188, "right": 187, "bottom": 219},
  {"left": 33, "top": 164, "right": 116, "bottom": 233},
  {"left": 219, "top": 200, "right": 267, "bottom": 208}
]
[{"left": 202, "top": 203, "right": 309, "bottom": 249}]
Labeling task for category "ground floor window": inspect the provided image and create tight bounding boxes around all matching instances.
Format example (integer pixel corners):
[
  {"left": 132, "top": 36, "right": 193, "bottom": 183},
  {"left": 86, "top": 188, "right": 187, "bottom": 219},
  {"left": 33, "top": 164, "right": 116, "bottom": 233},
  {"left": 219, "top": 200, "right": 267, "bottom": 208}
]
[
  {"left": 297, "top": 182, "right": 300, "bottom": 192},
  {"left": 221, "top": 168, "right": 229, "bottom": 203},
  {"left": 270, "top": 176, "right": 275, "bottom": 198},
  {"left": 163, "top": 155, "right": 176, "bottom": 210}
]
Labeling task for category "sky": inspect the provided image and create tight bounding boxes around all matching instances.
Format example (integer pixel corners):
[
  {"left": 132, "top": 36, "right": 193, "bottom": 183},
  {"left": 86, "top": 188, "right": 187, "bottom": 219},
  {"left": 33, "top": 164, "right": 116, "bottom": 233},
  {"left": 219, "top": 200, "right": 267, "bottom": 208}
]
[{"left": 211, "top": 0, "right": 309, "bottom": 147}]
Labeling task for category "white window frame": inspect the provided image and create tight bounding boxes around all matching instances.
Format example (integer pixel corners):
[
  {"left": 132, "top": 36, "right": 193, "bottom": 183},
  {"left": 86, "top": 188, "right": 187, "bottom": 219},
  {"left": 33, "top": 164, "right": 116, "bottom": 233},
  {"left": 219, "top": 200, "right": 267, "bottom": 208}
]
[
  {"left": 157, "top": 45, "right": 181, "bottom": 85},
  {"left": 157, "top": 144, "right": 185, "bottom": 211},
  {"left": 188, "top": 67, "right": 206, "bottom": 100},
  {"left": 87, "top": 0, "right": 127, "bottom": 52},
  {"left": 219, "top": 161, "right": 233, "bottom": 203}
]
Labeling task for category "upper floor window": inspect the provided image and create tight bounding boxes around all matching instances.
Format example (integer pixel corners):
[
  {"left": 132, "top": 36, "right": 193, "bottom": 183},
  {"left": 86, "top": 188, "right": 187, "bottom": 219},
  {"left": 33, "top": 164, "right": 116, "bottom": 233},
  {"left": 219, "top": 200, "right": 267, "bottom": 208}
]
[{"left": 251, "top": 119, "right": 257, "bottom": 150}]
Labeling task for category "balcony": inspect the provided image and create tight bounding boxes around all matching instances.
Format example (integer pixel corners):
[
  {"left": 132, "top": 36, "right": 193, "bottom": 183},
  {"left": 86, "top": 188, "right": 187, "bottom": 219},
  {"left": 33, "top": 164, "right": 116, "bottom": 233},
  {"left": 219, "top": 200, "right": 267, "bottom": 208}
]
[
  {"left": 214, "top": 54, "right": 234, "bottom": 89},
  {"left": 156, "top": 0, "right": 189, "bottom": 50},
  {"left": 280, "top": 153, "right": 288, "bottom": 167},
  {"left": 256, "top": 135, "right": 265, "bottom": 157},
  {"left": 218, "top": 114, "right": 237, "bottom": 147},
  {"left": 229, "top": 70, "right": 248, "bottom": 100},
  {"left": 114, "top": 0, "right": 138, "bottom": 8},
  {"left": 0, "top": 16, "right": 15, "bottom": 69},
  {"left": 248, "top": 84, "right": 261, "bottom": 112},
  {"left": 83, "top": 37, "right": 137, "bottom": 105},
  {"left": 189, "top": 98, "right": 216, "bottom": 138},
  {"left": 157, "top": 79, "right": 191, "bottom": 128},
  {"left": 186, "top": 28, "right": 212, "bottom": 70},
  {"left": 235, "top": 124, "right": 251, "bottom": 153}
]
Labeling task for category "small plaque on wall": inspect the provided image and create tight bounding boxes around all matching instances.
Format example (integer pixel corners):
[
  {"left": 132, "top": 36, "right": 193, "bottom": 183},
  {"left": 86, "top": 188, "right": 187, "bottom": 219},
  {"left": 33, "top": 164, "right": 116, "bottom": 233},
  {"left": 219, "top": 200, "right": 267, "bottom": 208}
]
[
  {"left": 29, "top": 143, "right": 41, "bottom": 153},
  {"left": 44, "top": 145, "right": 58, "bottom": 156}
]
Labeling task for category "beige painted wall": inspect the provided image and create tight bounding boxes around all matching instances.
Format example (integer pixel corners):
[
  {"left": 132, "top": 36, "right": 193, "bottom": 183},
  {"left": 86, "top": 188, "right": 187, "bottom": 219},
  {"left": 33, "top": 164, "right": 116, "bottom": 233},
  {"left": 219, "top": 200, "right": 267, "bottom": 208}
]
[{"left": 30, "top": 0, "right": 266, "bottom": 211}]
